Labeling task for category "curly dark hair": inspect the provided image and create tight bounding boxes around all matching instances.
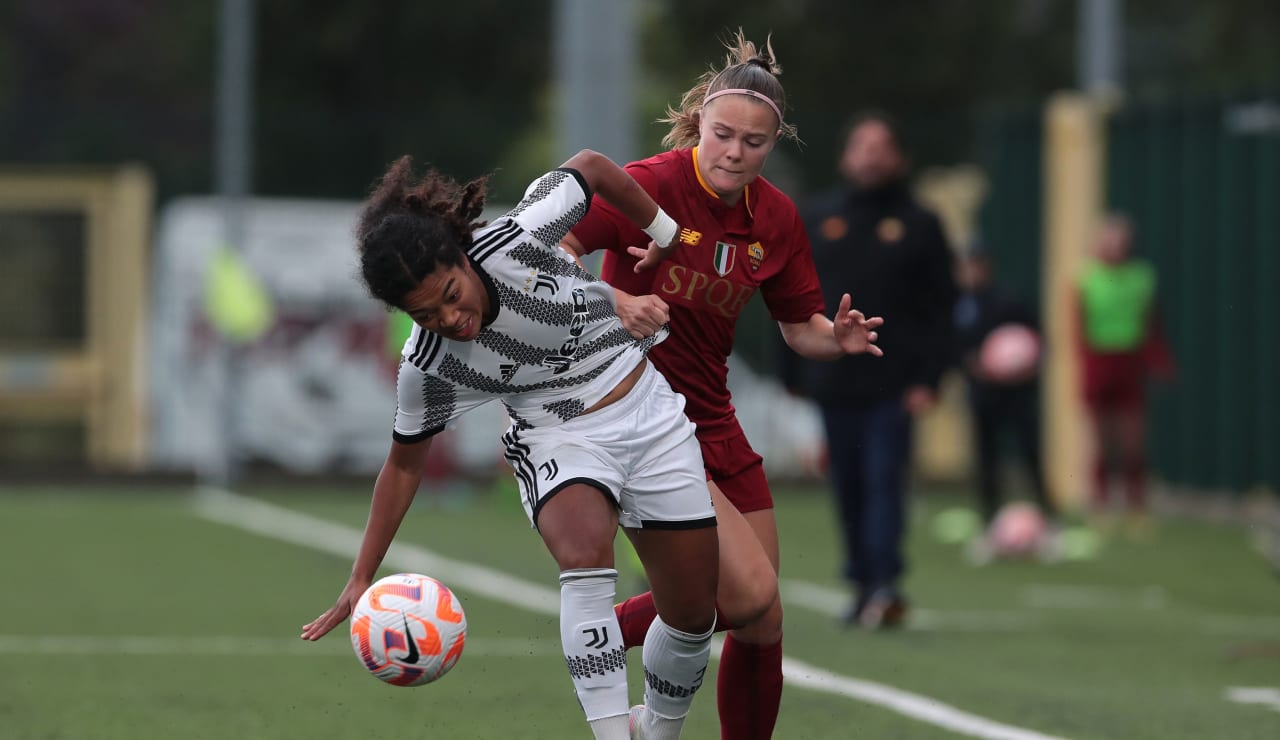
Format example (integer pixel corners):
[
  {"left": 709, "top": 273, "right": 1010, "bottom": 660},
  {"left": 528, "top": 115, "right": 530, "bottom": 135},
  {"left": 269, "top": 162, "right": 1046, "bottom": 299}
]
[{"left": 355, "top": 155, "right": 489, "bottom": 310}]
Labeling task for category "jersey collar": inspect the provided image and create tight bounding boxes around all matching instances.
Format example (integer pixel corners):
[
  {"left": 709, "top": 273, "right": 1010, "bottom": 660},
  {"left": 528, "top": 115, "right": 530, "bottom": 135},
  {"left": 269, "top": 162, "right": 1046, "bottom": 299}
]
[{"left": 690, "top": 146, "right": 754, "bottom": 219}]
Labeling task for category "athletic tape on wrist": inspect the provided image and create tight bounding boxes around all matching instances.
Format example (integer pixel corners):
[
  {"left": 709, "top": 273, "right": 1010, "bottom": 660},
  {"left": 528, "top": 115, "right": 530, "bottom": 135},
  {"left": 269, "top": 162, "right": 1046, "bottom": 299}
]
[{"left": 644, "top": 209, "right": 679, "bottom": 249}]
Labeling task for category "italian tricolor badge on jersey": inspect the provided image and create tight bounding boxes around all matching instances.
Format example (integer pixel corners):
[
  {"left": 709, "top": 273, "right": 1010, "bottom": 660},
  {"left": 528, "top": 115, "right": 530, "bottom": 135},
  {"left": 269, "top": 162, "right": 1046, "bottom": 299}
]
[{"left": 712, "top": 241, "right": 736, "bottom": 276}]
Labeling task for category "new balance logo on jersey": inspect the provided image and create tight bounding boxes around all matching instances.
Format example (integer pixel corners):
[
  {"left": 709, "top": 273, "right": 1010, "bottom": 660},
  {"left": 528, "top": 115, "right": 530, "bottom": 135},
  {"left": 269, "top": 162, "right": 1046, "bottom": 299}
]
[
  {"left": 582, "top": 626, "right": 610, "bottom": 649},
  {"left": 542, "top": 288, "right": 589, "bottom": 374},
  {"left": 539, "top": 459, "right": 559, "bottom": 481},
  {"left": 679, "top": 228, "right": 702, "bottom": 246},
  {"left": 533, "top": 274, "right": 560, "bottom": 295}
]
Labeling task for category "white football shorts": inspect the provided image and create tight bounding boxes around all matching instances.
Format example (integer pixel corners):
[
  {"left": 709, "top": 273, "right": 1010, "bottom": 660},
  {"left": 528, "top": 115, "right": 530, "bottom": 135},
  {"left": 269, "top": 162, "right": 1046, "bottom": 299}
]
[{"left": 501, "top": 361, "right": 716, "bottom": 530}]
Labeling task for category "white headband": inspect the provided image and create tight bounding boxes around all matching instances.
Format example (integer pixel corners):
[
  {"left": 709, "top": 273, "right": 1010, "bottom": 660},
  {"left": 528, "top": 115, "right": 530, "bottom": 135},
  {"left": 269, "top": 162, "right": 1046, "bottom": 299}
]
[{"left": 702, "top": 88, "right": 783, "bottom": 125}]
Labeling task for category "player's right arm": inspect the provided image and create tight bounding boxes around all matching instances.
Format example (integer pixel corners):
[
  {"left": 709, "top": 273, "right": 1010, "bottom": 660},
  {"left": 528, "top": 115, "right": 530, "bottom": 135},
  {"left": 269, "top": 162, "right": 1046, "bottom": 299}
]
[
  {"left": 300, "top": 437, "right": 433, "bottom": 640},
  {"left": 560, "top": 150, "right": 679, "bottom": 269}
]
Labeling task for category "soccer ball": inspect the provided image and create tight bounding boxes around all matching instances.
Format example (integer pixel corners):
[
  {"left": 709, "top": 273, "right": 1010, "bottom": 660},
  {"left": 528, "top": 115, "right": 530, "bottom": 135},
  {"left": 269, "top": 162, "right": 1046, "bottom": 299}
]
[
  {"left": 979, "top": 323, "right": 1041, "bottom": 383},
  {"left": 988, "top": 502, "right": 1048, "bottom": 558},
  {"left": 349, "top": 573, "right": 467, "bottom": 687}
]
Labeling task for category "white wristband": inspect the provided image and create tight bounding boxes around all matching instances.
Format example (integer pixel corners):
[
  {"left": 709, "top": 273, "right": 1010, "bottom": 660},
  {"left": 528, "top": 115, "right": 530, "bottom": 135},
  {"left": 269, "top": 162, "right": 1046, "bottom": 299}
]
[{"left": 643, "top": 209, "right": 679, "bottom": 249}]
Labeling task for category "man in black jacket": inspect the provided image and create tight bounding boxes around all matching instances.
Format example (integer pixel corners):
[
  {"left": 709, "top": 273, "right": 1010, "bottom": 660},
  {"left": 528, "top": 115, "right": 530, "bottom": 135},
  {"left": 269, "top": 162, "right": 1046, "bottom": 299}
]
[{"left": 782, "top": 111, "right": 956, "bottom": 628}]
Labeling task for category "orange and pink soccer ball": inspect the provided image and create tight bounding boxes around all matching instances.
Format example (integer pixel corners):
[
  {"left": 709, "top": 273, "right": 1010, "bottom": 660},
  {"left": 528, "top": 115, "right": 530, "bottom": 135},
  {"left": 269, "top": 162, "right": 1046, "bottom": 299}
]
[
  {"left": 989, "top": 502, "right": 1049, "bottom": 557},
  {"left": 349, "top": 573, "right": 467, "bottom": 687},
  {"left": 980, "top": 323, "right": 1041, "bottom": 383}
]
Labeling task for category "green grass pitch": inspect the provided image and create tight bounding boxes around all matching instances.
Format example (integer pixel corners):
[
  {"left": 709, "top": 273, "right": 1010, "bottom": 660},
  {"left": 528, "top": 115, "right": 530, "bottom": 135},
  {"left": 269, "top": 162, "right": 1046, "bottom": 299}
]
[{"left": 1, "top": 482, "right": 1277, "bottom": 739}]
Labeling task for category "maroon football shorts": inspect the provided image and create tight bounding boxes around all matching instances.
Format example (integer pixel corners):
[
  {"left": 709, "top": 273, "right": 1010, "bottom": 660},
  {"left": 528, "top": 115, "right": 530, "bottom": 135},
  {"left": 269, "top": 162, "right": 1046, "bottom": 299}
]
[
  {"left": 700, "top": 432, "right": 773, "bottom": 513},
  {"left": 1082, "top": 350, "right": 1146, "bottom": 412}
]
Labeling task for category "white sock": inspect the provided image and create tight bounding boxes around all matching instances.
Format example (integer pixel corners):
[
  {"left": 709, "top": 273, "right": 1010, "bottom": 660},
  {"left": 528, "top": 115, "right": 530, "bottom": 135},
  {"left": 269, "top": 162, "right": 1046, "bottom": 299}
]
[
  {"left": 639, "top": 615, "right": 714, "bottom": 739},
  {"left": 587, "top": 713, "right": 630, "bottom": 740},
  {"left": 559, "top": 568, "right": 629, "bottom": 737}
]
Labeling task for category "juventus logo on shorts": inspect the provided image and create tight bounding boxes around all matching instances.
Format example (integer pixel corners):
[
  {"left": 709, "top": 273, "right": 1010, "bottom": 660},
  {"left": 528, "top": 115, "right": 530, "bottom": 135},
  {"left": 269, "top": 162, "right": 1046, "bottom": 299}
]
[{"left": 539, "top": 459, "right": 560, "bottom": 481}]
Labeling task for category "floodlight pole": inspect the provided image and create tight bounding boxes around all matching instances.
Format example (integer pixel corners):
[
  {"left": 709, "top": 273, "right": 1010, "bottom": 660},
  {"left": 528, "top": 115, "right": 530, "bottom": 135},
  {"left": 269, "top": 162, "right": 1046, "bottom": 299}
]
[
  {"left": 1078, "top": 0, "right": 1123, "bottom": 98},
  {"left": 552, "top": 0, "right": 636, "bottom": 165},
  {"left": 211, "top": 0, "right": 256, "bottom": 487}
]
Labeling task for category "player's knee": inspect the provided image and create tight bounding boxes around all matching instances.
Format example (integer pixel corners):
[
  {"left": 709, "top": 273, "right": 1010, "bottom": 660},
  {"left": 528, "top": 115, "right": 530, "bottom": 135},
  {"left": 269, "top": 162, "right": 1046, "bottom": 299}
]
[
  {"left": 732, "top": 595, "right": 783, "bottom": 644},
  {"left": 546, "top": 535, "right": 616, "bottom": 572},
  {"left": 722, "top": 575, "right": 779, "bottom": 631}
]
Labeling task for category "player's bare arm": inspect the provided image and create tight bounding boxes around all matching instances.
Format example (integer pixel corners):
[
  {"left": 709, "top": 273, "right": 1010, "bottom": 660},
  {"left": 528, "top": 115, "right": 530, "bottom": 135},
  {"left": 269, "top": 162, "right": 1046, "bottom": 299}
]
[
  {"left": 301, "top": 437, "right": 433, "bottom": 640},
  {"left": 561, "top": 149, "right": 680, "bottom": 268},
  {"left": 779, "top": 293, "right": 884, "bottom": 360}
]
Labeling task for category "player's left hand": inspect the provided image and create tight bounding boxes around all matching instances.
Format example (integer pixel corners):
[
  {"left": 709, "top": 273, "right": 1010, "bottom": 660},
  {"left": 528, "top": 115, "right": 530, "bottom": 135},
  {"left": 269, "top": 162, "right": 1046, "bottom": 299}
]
[
  {"left": 626, "top": 241, "right": 672, "bottom": 273},
  {"left": 833, "top": 293, "right": 884, "bottom": 356}
]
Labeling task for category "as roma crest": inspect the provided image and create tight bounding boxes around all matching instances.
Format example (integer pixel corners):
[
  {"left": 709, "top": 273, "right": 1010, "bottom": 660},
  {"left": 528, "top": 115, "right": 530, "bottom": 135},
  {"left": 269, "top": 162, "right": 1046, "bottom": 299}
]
[
  {"left": 712, "top": 241, "right": 736, "bottom": 276},
  {"left": 747, "top": 242, "right": 765, "bottom": 271}
]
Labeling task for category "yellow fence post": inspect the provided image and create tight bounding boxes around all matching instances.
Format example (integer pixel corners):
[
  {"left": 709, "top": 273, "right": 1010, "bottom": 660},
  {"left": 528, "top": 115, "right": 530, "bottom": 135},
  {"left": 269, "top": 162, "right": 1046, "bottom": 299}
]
[{"left": 1042, "top": 93, "right": 1106, "bottom": 511}]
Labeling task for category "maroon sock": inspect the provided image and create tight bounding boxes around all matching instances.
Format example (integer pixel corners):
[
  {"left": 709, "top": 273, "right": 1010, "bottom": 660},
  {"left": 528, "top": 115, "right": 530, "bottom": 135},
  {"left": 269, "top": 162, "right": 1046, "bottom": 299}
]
[
  {"left": 615, "top": 593, "right": 743, "bottom": 649},
  {"left": 614, "top": 593, "right": 659, "bottom": 649},
  {"left": 717, "top": 634, "right": 783, "bottom": 740}
]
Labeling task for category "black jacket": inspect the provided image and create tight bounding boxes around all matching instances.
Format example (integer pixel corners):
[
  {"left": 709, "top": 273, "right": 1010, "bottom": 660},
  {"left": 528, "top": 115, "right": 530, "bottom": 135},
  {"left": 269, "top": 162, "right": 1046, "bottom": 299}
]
[{"left": 781, "top": 182, "right": 957, "bottom": 408}]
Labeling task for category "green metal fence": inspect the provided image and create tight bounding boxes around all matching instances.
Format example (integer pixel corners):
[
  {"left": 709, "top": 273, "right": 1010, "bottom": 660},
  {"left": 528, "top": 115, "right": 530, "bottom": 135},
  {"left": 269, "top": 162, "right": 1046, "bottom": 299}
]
[
  {"left": 1106, "top": 92, "right": 1280, "bottom": 493},
  {"left": 976, "top": 103, "right": 1045, "bottom": 307}
]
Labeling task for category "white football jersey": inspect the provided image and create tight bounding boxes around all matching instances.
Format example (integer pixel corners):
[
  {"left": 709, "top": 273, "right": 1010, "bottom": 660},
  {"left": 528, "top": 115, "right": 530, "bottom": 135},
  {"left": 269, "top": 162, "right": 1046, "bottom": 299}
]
[{"left": 393, "top": 168, "right": 667, "bottom": 442}]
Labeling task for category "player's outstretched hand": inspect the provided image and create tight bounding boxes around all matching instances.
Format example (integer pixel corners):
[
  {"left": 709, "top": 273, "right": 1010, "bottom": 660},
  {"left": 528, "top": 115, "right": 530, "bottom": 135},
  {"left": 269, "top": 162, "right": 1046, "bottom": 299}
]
[
  {"left": 625, "top": 241, "right": 671, "bottom": 273},
  {"left": 301, "top": 576, "right": 370, "bottom": 641},
  {"left": 834, "top": 293, "right": 885, "bottom": 357},
  {"left": 615, "top": 290, "right": 670, "bottom": 339}
]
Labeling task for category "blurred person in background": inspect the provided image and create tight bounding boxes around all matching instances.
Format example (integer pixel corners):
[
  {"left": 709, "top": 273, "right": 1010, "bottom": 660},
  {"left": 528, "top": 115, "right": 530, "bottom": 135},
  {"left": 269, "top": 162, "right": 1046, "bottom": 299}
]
[
  {"left": 952, "top": 243, "right": 1059, "bottom": 562},
  {"left": 782, "top": 111, "right": 956, "bottom": 629},
  {"left": 563, "top": 31, "right": 883, "bottom": 740},
  {"left": 303, "top": 149, "right": 728, "bottom": 740},
  {"left": 1076, "top": 213, "right": 1175, "bottom": 536}
]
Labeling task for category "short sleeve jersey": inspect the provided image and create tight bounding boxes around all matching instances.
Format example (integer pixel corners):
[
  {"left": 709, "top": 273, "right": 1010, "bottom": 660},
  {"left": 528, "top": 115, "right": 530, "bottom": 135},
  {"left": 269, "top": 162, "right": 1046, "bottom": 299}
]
[
  {"left": 570, "top": 148, "right": 824, "bottom": 440},
  {"left": 393, "top": 168, "right": 666, "bottom": 443}
]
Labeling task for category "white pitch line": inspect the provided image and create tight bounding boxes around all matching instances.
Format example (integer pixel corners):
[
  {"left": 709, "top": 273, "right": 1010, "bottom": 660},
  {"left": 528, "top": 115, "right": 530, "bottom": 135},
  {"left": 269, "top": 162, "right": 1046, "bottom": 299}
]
[
  {"left": 0, "top": 635, "right": 556, "bottom": 658},
  {"left": 782, "top": 579, "right": 1036, "bottom": 632},
  {"left": 193, "top": 486, "right": 1068, "bottom": 740},
  {"left": 1225, "top": 686, "right": 1280, "bottom": 713},
  {"left": 1021, "top": 584, "right": 1168, "bottom": 610}
]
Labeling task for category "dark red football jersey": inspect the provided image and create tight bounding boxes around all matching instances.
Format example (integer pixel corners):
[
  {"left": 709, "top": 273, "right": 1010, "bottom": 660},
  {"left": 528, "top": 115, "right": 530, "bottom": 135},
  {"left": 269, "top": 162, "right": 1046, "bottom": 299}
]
[{"left": 570, "top": 147, "right": 824, "bottom": 440}]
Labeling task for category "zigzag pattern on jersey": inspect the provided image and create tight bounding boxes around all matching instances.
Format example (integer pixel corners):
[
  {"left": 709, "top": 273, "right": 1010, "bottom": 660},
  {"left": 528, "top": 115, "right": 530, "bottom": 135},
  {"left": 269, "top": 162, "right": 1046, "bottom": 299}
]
[
  {"left": 495, "top": 281, "right": 615, "bottom": 327},
  {"left": 416, "top": 372, "right": 456, "bottom": 434},
  {"left": 635, "top": 331, "right": 663, "bottom": 354},
  {"left": 578, "top": 326, "right": 638, "bottom": 358},
  {"left": 437, "top": 351, "right": 621, "bottom": 398},
  {"left": 509, "top": 242, "right": 597, "bottom": 282},
  {"left": 529, "top": 204, "right": 587, "bottom": 250},
  {"left": 476, "top": 330, "right": 557, "bottom": 366},
  {"left": 473, "top": 326, "right": 635, "bottom": 371},
  {"left": 504, "top": 170, "right": 588, "bottom": 249},
  {"left": 542, "top": 397, "right": 586, "bottom": 423},
  {"left": 506, "top": 170, "right": 568, "bottom": 221}
]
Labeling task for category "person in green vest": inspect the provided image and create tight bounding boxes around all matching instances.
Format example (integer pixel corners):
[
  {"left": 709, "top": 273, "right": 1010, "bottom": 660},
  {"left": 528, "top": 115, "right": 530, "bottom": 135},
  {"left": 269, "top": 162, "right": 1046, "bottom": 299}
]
[{"left": 1075, "top": 214, "right": 1175, "bottom": 535}]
